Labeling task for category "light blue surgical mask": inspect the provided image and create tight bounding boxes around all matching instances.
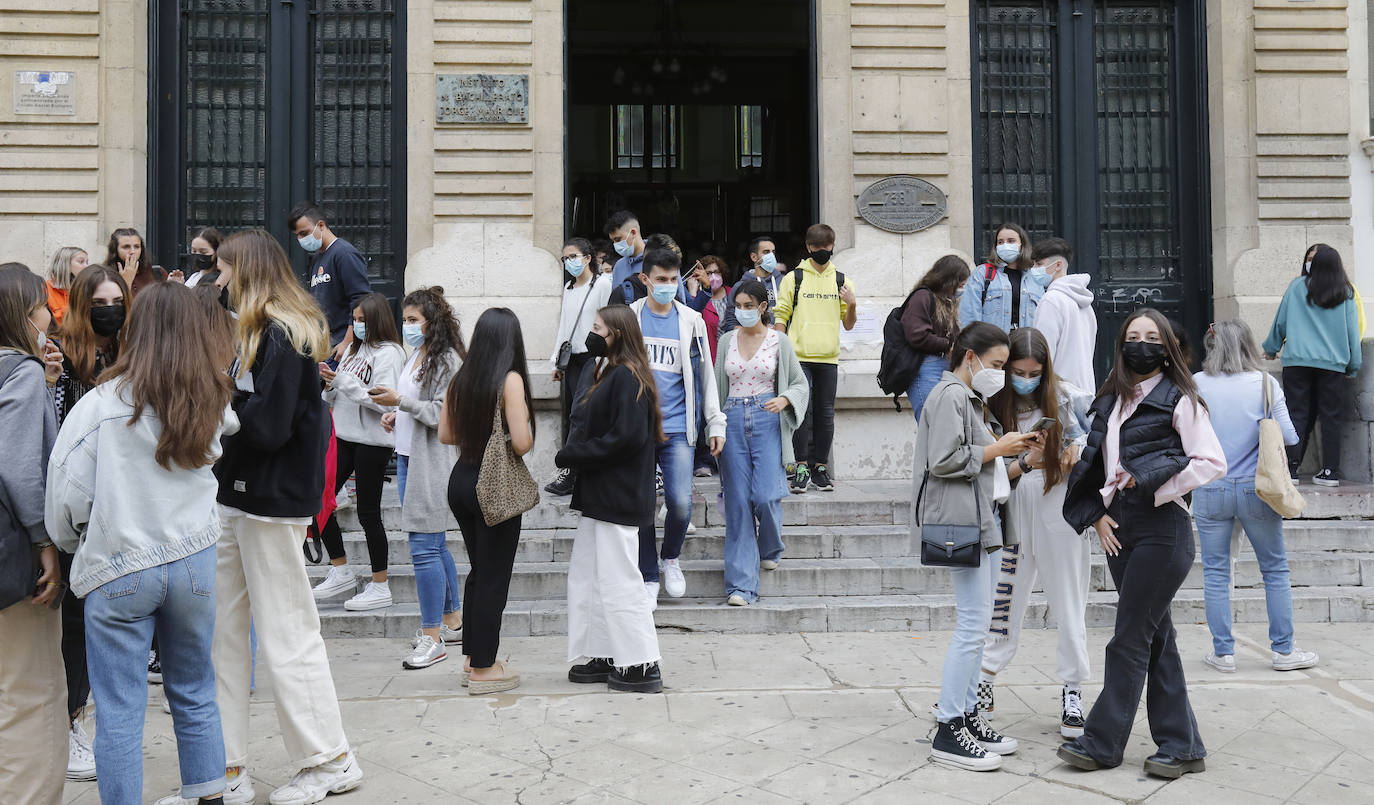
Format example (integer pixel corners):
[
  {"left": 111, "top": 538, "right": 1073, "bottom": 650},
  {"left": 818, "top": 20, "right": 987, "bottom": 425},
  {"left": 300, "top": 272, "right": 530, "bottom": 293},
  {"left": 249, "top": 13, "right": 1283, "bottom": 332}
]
[
  {"left": 298, "top": 225, "right": 323, "bottom": 253},
  {"left": 402, "top": 322, "right": 424, "bottom": 347},
  {"left": 613, "top": 238, "right": 635, "bottom": 258},
  {"left": 995, "top": 243, "right": 1020, "bottom": 264},
  {"left": 1028, "top": 266, "right": 1052, "bottom": 287},
  {"left": 650, "top": 283, "right": 677, "bottom": 305},
  {"left": 352, "top": 322, "right": 366, "bottom": 341},
  {"left": 1010, "top": 374, "right": 1041, "bottom": 395},
  {"left": 564, "top": 256, "right": 585, "bottom": 278},
  {"left": 735, "top": 307, "right": 761, "bottom": 328},
  {"left": 759, "top": 252, "right": 778, "bottom": 272}
]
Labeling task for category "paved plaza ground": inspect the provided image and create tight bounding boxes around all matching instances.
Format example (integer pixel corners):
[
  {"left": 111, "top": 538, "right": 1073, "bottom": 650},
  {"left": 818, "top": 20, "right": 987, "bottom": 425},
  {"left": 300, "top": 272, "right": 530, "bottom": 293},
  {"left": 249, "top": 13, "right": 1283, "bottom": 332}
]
[{"left": 64, "top": 622, "right": 1374, "bottom": 805}]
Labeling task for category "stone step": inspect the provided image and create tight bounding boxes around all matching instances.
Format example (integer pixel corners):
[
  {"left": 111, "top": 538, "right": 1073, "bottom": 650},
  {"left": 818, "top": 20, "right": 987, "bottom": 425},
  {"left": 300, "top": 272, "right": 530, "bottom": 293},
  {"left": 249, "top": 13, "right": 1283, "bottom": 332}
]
[
  {"left": 314, "top": 584, "right": 1374, "bottom": 639},
  {"left": 308, "top": 551, "right": 1374, "bottom": 604}
]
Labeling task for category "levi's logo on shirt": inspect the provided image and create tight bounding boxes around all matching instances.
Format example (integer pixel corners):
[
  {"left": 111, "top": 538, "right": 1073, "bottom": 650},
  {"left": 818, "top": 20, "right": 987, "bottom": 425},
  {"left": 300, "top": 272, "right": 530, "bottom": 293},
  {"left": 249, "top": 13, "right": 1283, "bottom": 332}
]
[{"left": 643, "top": 337, "right": 682, "bottom": 375}]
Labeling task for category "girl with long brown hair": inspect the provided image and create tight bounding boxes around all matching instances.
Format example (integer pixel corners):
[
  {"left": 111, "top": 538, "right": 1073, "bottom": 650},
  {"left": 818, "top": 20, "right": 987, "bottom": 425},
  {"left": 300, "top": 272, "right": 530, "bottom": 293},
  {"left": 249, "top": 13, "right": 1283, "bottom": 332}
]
[
  {"left": 53, "top": 265, "right": 128, "bottom": 426},
  {"left": 209, "top": 228, "right": 363, "bottom": 803},
  {"left": 1059, "top": 307, "right": 1225, "bottom": 779},
  {"left": 47, "top": 282, "right": 236, "bottom": 803},
  {"left": 905, "top": 255, "right": 971, "bottom": 419},
  {"left": 555, "top": 304, "right": 666, "bottom": 693},
  {"left": 980, "top": 326, "right": 1093, "bottom": 741},
  {"left": 105, "top": 227, "right": 165, "bottom": 297},
  {"left": 960, "top": 222, "right": 1044, "bottom": 332}
]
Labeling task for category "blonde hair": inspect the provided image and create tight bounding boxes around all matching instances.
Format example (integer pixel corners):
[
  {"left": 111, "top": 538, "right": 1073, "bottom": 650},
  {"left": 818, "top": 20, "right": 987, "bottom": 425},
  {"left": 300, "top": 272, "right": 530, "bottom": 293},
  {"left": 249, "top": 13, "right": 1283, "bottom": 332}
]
[
  {"left": 218, "top": 229, "right": 329, "bottom": 376},
  {"left": 48, "top": 246, "right": 87, "bottom": 290}
]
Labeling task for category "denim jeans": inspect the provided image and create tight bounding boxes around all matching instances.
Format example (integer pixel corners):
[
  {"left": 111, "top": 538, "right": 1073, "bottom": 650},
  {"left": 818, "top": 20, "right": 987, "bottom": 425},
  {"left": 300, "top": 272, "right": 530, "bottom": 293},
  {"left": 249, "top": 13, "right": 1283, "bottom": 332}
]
[
  {"left": 84, "top": 545, "right": 225, "bottom": 803},
  {"left": 721, "top": 395, "right": 788, "bottom": 602},
  {"left": 937, "top": 552, "right": 1000, "bottom": 722},
  {"left": 1193, "top": 477, "right": 1295, "bottom": 655},
  {"left": 399, "top": 455, "right": 461, "bottom": 628},
  {"left": 906, "top": 354, "right": 947, "bottom": 421},
  {"left": 1077, "top": 488, "right": 1204, "bottom": 766},
  {"left": 640, "top": 431, "right": 694, "bottom": 582}
]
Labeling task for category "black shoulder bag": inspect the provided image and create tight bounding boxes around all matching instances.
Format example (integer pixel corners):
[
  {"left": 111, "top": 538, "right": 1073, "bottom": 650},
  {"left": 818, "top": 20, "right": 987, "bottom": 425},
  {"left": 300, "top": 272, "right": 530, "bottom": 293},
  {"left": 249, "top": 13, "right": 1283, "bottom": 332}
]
[
  {"left": 915, "top": 405, "right": 984, "bottom": 568},
  {"left": 556, "top": 274, "right": 599, "bottom": 371}
]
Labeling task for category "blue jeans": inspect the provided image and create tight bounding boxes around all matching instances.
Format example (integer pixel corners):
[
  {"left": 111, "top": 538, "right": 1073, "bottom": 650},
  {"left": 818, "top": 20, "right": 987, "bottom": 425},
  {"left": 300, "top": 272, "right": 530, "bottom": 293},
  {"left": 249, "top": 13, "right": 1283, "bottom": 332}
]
[
  {"left": 1193, "top": 477, "right": 1295, "bottom": 655},
  {"left": 721, "top": 395, "right": 788, "bottom": 602},
  {"left": 84, "top": 546, "right": 225, "bottom": 803},
  {"left": 398, "top": 455, "right": 461, "bottom": 628},
  {"left": 640, "top": 431, "right": 694, "bottom": 582},
  {"left": 906, "top": 354, "right": 947, "bottom": 421},
  {"left": 937, "top": 552, "right": 999, "bottom": 722}
]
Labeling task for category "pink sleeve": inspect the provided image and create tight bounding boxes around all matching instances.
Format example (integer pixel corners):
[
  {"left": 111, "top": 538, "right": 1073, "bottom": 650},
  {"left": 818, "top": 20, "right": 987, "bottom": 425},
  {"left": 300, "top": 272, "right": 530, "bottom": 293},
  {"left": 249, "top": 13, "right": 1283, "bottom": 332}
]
[{"left": 1154, "top": 395, "right": 1228, "bottom": 505}]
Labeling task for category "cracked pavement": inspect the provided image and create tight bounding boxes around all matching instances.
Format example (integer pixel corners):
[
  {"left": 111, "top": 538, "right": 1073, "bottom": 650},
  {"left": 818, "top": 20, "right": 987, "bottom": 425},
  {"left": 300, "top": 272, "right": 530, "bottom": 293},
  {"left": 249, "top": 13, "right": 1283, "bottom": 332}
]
[{"left": 64, "top": 622, "right": 1374, "bottom": 804}]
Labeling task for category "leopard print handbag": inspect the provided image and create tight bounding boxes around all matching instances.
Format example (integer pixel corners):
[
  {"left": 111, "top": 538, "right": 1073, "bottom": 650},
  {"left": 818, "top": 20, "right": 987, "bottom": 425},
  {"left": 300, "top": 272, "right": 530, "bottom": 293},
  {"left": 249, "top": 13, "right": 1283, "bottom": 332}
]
[{"left": 476, "top": 393, "right": 540, "bottom": 526}]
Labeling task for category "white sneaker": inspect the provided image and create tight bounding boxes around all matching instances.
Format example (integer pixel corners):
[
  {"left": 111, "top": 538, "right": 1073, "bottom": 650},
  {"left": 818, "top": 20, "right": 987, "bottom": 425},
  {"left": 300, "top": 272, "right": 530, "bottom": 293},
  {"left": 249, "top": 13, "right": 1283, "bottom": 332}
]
[
  {"left": 269, "top": 750, "right": 363, "bottom": 805},
  {"left": 156, "top": 770, "right": 255, "bottom": 805},
  {"left": 662, "top": 559, "right": 687, "bottom": 598},
  {"left": 311, "top": 565, "right": 355, "bottom": 600},
  {"left": 727, "top": 594, "right": 748, "bottom": 606},
  {"left": 67, "top": 720, "right": 96, "bottom": 781},
  {"left": 411, "top": 624, "right": 462, "bottom": 647},
  {"left": 343, "top": 580, "right": 393, "bottom": 611},
  {"left": 1204, "top": 652, "right": 1236, "bottom": 673},
  {"left": 402, "top": 635, "right": 448, "bottom": 670},
  {"left": 1273, "top": 647, "right": 1319, "bottom": 671},
  {"left": 645, "top": 581, "right": 660, "bottom": 611},
  {"left": 760, "top": 559, "right": 779, "bottom": 571}
]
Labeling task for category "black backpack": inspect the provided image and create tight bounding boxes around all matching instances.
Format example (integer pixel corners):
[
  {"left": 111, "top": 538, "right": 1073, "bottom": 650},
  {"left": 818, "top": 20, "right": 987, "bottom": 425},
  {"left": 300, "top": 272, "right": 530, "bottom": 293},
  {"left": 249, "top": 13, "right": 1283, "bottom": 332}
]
[{"left": 876, "top": 289, "right": 928, "bottom": 411}]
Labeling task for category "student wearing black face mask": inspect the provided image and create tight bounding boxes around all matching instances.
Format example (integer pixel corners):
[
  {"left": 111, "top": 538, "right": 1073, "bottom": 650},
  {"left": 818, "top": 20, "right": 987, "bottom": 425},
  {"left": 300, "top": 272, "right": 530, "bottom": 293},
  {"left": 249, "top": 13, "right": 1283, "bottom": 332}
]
[
  {"left": 183, "top": 226, "right": 222, "bottom": 288},
  {"left": 1060, "top": 307, "right": 1226, "bottom": 780}
]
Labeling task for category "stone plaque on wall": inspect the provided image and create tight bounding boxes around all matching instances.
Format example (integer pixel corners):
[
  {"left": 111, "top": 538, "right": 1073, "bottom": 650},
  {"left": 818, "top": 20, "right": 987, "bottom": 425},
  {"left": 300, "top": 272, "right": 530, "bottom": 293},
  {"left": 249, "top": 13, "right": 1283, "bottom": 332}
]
[
  {"left": 436, "top": 74, "right": 528, "bottom": 124},
  {"left": 855, "top": 175, "right": 947, "bottom": 234},
  {"left": 14, "top": 71, "right": 75, "bottom": 115}
]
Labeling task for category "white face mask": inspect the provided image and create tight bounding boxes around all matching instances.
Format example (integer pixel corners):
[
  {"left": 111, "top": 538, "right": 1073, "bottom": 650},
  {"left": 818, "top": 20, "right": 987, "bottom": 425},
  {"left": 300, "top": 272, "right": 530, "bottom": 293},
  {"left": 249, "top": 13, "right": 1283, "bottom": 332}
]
[{"left": 970, "top": 354, "right": 1005, "bottom": 398}]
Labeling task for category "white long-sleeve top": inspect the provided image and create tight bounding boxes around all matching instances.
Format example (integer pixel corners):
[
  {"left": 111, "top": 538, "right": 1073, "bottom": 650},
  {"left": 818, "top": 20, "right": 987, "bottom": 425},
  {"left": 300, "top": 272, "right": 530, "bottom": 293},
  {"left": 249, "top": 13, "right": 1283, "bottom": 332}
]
[{"left": 550, "top": 274, "right": 613, "bottom": 364}]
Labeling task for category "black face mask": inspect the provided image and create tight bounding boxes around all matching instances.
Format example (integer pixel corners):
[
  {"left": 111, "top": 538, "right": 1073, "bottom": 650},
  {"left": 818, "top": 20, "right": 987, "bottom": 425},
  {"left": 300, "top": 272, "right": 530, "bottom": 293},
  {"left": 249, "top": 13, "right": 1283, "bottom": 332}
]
[
  {"left": 89, "top": 305, "right": 126, "bottom": 337},
  {"left": 584, "top": 331, "right": 609, "bottom": 358},
  {"left": 218, "top": 287, "right": 231, "bottom": 310},
  {"left": 809, "top": 249, "right": 833, "bottom": 266},
  {"left": 188, "top": 253, "right": 214, "bottom": 272},
  {"left": 1121, "top": 341, "right": 1166, "bottom": 375}
]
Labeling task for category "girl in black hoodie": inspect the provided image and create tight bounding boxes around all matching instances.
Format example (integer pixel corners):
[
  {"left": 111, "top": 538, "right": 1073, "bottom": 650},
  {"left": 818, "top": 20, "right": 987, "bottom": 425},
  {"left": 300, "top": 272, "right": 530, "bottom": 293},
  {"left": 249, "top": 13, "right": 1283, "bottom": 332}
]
[
  {"left": 208, "top": 229, "right": 363, "bottom": 805},
  {"left": 555, "top": 304, "right": 665, "bottom": 693}
]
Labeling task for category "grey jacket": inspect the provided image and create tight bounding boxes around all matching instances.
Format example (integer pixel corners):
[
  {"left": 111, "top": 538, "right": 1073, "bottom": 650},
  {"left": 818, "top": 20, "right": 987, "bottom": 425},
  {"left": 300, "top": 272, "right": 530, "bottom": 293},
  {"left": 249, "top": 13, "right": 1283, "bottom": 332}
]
[
  {"left": 910, "top": 373, "right": 1015, "bottom": 553},
  {"left": 397, "top": 349, "right": 461, "bottom": 533},
  {"left": 0, "top": 351, "right": 57, "bottom": 547}
]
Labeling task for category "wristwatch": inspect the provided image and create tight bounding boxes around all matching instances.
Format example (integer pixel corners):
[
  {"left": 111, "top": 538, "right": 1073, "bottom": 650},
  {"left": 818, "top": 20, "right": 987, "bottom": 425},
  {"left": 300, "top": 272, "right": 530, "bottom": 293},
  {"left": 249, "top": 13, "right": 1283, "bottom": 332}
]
[
  {"left": 35, "top": 540, "right": 53, "bottom": 549},
  {"left": 1016, "top": 454, "right": 1032, "bottom": 474}
]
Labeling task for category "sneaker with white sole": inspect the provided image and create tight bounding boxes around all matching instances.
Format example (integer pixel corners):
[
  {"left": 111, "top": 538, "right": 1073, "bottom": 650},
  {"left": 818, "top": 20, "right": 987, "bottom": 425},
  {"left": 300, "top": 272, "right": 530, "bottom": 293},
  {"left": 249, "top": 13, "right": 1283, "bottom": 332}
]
[
  {"left": 1203, "top": 651, "right": 1236, "bottom": 673},
  {"left": 930, "top": 717, "right": 1001, "bottom": 771},
  {"left": 727, "top": 593, "right": 748, "bottom": 606},
  {"left": 269, "top": 750, "right": 363, "bottom": 805},
  {"left": 977, "top": 679, "right": 995, "bottom": 715},
  {"left": 1273, "top": 647, "right": 1319, "bottom": 671},
  {"left": 156, "top": 770, "right": 256, "bottom": 805},
  {"left": 402, "top": 635, "right": 448, "bottom": 670},
  {"left": 1313, "top": 468, "right": 1340, "bottom": 487},
  {"left": 662, "top": 559, "right": 686, "bottom": 597},
  {"left": 964, "top": 710, "right": 1018, "bottom": 754},
  {"left": 760, "top": 559, "right": 779, "bottom": 571},
  {"left": 1061, "top": 686, "right": 1085, "bottom": 739},
  {"left": 311, "top": 565, "right": 355, "bottom": 600},
  {"left": 67, "top": 720, "right": 96, "bottom": 781},
  {"left": 343, "top": 580, "right": 392, "bottom": 611},
  {"left": 645, "top": 581, "right": 660, "bottom": 611},
  {"left": 411, "top": 624, "right": 462, "bottom": 646}
]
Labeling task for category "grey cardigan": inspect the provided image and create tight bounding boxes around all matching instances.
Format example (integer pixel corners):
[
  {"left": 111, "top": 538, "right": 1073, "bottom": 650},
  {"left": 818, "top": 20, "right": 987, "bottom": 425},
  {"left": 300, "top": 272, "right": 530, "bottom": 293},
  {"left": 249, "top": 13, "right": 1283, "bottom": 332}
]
[
  {"left": 714, "top": 330, "right": 810, "bottom": 467},
  {"left": 397, "top": 349, "right": 461, "bottom": 533},
  {"left": 910, "top": 372, "right": 1016, "bottom": 553}
]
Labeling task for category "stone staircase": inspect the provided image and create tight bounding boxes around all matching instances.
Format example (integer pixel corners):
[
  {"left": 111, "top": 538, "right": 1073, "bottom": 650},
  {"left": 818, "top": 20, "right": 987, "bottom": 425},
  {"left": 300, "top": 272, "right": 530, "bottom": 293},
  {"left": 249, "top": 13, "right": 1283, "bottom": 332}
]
[{"left": 316, "top": 479, "right": 1374, "bottom": 638}]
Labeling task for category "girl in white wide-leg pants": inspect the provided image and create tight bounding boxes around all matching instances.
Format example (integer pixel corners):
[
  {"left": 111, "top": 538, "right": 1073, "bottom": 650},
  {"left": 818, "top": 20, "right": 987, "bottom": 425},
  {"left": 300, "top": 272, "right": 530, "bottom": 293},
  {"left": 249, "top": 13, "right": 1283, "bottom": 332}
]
[{"left": 567, "top": 518, "right": 661, "bottom": 667}]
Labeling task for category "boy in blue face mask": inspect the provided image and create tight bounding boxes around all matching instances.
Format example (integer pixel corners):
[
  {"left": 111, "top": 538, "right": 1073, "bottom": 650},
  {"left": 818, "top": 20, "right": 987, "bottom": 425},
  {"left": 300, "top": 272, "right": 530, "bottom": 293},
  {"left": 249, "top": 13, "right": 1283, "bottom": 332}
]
[
  {"left": 1029, "top": 237, "right": 1097, "bottom": 393},
  {"left": 629, "top": 249, "right": 727, "bottom": 605},
  {"left": 288, "top": 201, "right": 373, "bottom": 363}
]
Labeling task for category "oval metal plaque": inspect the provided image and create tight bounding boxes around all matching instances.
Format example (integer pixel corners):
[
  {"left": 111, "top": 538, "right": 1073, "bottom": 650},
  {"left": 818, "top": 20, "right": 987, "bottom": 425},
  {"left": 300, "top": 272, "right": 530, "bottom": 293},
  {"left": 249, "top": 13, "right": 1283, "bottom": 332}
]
[{"left": 856, "top": 175, "right": 948, "bottom": 234}]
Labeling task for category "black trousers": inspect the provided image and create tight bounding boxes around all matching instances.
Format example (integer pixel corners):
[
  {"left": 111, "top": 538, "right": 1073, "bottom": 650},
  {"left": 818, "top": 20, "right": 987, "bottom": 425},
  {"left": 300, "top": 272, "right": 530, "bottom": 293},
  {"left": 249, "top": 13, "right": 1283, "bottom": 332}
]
[
  {"left": 558, "top": 352, "right": 595, "bottom": 447},
  {"left": 1077, "top": 488, "right": 1205, "bottom": 766},
  {"left": 1282, "top": 366, "right": 1346, "bottom": 473},
  {"left": 59, "top": 549, "right": 88, "bottom": 719},
  {"left": 319, "top": 439, "right": 393, "bottom": 573},
  {"left": 793, "top": 361, "right": 838, "bottom": 467},
  {"left": 448, "top": 460, "right": 521, "bottom": 668}
]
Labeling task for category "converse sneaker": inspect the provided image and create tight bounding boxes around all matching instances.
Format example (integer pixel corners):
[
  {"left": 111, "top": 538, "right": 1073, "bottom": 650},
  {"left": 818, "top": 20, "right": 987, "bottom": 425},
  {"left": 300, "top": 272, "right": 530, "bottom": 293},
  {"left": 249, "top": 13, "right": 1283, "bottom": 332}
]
[
  {"left": 929, "top": 716, "right": 1001, "bottom": 771},
  {"left": 67, "top": 720, "right": 96, "bottom": 781},
  {"left": 343, "top": 580, "right": 392, "bottom": 611},
  {"left": 544, "top": 467, "right": 575, "bottom": 496},
  {"left": 156, "top": 769, "right": 256, "bottom": 805},
  {"left": 147, "top": 648, "right": 163, "bottom": 684},
  {"left": 1272, "top": 647, "right": 1319, "bottom": 671},
  {"left": 645, "top": 580, "right": 660, "bottom": 611},
  {"left": 402, "top": 635, "right": 447, "bottom": 670},
  {"left": 662, "top": 559, "right": 687, "bottom": 598},
  {"left": 809, "top": 464, "right": 834, "bottom": 491},
  {"left": 1313, "top": 468, "right": 1341, "bottom": 487},
  {"left": 568, "top": 657, "right": 614, "bottom": 684},
  {"left": 609, "top": 662, "right": 663, "bottom": 693},
  {"left": 976, "top": 679, "right": 995, "bottom": 715},
  {"left": 964, "top": 710, "right": 1018, "bottom": 754},
  {"left": 789, "top": 464, "right": 810, "bottom": 494},
  {"left": 268, "top": 750, "right": 363, "bottom": 805},
  {"left": 311, "top": 565, "right": 355, "bottom": 600},
  {"left": 1061, "top": 686, "right": 1085, "bottom": 739},
  {"left": 1204, "top": 651, "right": 1236, "bottom": 673}
]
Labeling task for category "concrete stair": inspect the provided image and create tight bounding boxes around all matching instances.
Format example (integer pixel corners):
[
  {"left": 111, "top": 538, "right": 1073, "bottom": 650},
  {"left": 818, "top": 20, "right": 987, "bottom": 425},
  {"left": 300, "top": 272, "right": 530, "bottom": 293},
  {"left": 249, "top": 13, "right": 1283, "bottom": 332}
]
[{"left": 314, "top": 479, "right": 1374, "bottom": 638}]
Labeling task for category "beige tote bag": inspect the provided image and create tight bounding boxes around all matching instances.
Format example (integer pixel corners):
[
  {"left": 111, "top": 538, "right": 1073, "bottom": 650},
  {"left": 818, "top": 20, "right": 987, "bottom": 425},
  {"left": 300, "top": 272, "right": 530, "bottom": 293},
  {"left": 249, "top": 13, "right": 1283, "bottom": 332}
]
[{"left": 1255, "top": 374, "right": 1306, "bottom": 518}]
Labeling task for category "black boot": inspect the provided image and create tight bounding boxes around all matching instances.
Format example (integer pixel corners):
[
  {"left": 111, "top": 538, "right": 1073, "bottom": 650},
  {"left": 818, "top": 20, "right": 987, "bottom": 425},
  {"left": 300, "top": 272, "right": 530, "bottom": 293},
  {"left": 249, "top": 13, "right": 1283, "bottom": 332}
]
[
  {"left": 608, "top": 662, "right": 663, "bottom": 693},
  {"left": 1143, "top": 753, "right": 1205, "bottom": 778},
  {"left": 568, "top": 657, "right": 613, "bottom": 683}
]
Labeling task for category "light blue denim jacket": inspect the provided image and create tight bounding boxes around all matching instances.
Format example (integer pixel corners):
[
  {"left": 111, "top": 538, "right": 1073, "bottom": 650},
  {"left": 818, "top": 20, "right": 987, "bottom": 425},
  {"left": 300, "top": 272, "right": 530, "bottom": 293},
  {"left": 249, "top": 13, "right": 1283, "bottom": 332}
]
[
  {"left": 959, "top": 263, "right": 1046, "bottom": 332},
  {"left": 46, "top": 382, "right": 239, "bottom": 597}
]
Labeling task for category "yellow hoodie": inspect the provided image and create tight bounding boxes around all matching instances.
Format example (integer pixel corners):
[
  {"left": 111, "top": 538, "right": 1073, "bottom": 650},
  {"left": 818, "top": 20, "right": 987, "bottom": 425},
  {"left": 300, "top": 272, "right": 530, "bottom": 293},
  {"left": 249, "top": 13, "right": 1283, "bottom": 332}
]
[{"left": 773, "top": 259, "right": 855, "bottom": 364}]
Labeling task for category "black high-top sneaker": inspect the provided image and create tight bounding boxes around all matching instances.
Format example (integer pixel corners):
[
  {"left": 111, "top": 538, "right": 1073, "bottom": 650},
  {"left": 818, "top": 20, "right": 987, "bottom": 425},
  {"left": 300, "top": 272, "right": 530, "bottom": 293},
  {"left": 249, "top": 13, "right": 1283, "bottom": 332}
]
[
  {"left": 929, "top": 716, "right": 1001, "bottom": 771},
  {"left": 568, "top": 657, "right": 613, "bottom": 683},
  {"left": 964, "top": 711, "right": 1018, "bottom": 754},
  {"left": 544, "top": 468, "right": 576, "bottom": 496},
  {"left": 1061, "top": 686, "right": 1085, "bottom": 739},
  {"left": 609, "top": 662, "right": 663, "bottom": 694},
  {"left": 1313, "top": 468, "right": 1341, "bottom": 487}
]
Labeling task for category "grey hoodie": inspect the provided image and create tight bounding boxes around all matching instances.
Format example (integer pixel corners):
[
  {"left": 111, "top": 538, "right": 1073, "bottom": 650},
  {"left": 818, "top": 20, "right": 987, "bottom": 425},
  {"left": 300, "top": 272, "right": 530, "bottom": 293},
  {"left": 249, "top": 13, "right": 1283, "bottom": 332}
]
[{"left": 1033, "top": 274, "right": 1098, "bottom": 393}]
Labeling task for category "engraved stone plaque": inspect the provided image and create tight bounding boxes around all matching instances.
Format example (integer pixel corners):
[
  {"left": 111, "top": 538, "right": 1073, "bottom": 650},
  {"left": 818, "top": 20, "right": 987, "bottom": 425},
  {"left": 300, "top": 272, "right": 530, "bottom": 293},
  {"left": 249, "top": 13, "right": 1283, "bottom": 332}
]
[
  {"left": 855, "top": 175, "right": 948, "bottom": 234},
  {"left": 436, "top": 74, "right": 529, "bottom": 124}
]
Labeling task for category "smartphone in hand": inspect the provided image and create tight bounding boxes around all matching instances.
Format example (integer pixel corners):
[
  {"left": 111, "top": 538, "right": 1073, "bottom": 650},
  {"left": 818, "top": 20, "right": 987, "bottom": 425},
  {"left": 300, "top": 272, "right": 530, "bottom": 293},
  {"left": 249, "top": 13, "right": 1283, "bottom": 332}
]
[{"left": 1030, "top": 416, "right": 1057, "bottom": 432}]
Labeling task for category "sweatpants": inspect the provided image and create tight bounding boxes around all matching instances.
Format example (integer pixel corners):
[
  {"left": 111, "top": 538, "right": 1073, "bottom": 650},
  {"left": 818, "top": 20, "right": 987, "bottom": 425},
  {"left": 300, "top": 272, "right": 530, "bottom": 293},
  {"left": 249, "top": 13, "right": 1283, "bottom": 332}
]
[
  {"left": 1281, "top": 366, "right": 1346, "bottom": 473},
  {"left": 981, "top": 477, "right": 1091, "bottom": 686},
  {"left": 567, "top": 518, "right": 661, "bottom": 667}
]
